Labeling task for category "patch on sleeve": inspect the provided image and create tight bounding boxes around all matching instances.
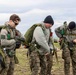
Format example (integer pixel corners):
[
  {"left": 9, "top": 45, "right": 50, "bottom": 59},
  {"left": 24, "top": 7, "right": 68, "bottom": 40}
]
[{"left": 1, "top": 35, "right": 6, "bottom": 39}]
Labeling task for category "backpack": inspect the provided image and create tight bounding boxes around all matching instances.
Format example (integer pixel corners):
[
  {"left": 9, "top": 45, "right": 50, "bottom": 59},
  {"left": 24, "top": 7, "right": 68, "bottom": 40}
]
[{"left": 24, "top": 23, "right": 43, "bottom": 47}]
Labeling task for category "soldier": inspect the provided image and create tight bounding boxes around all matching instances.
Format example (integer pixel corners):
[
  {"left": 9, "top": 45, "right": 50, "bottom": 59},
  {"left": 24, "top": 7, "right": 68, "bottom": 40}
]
[
  {"left": 0, "top": 14, "right": 25, "bottom": 75},
  {"left": 28, "top": 15, "right": 54, "bottom": 75},
  {"left": 55, "top": 21, "right": 76, "bottom": 75}
]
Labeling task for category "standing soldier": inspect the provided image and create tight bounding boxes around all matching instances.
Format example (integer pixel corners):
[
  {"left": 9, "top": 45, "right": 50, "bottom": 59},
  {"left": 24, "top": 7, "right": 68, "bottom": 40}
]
[
  {"left": 0, "top": 14, "right": 25, "bottom": 75},
  {"left": 55, "top": 21, "right": 76, "bottom": 75},
  {"left": 27, "top": 15, "right": 54, "bottom": 75}
]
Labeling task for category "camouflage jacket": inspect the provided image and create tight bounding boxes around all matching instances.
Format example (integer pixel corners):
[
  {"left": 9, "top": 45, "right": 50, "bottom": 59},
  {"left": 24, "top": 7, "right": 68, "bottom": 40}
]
[
  {"left": 0, "top": 24, "right": 24, "bottom": 51},
  {"left": 55, "top": 24, "right": 76, "bottom": 43}
]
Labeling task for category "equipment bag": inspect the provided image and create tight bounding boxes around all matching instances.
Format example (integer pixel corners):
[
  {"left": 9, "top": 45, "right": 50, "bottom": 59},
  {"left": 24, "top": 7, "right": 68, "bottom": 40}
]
[{"left": 24, "top": 23, "right": 43, "bottom": 47}]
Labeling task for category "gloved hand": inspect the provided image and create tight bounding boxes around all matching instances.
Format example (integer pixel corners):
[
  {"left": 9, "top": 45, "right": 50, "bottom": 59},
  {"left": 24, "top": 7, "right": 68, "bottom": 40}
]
[
  {"left": 50, "top": 48, "right": 53, "bottom": 51},
  {"left": 50, "top": 48, "right": 54, "bottom": 55},
  {"left": 16, "top": 41, "right": 21, "bottom": 49}
]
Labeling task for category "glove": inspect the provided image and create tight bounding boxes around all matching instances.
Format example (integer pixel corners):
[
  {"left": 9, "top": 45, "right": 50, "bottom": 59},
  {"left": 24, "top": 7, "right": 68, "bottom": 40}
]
[
  {"left": 50, "top": 48, "right": 52, "bottom": 51},
  {"left": 16, "top": 41, "right": 21, "bottom": 49},
  {"left": 50, "top": 48, "right": 53, "bottom": 55}
]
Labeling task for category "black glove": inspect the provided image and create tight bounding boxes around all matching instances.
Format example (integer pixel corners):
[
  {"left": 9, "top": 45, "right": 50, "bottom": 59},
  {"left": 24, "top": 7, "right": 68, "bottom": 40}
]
[
  {"left": 50, "top": 48, "right": 53, "bottom": 51},
  {"left": 16, "top": 41, "right": 21, "bottom": 49}
]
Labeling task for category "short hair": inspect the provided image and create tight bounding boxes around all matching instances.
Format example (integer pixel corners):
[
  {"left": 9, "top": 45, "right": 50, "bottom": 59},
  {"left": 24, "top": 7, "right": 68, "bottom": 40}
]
[{"left": 9, "top": 14, "right": 21, "bottom": 22}]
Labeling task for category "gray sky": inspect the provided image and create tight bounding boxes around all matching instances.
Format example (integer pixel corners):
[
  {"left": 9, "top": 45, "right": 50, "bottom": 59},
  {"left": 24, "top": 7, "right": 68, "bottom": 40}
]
[{"left": 0, "top": 0, "right": 76, "bottom": 38}]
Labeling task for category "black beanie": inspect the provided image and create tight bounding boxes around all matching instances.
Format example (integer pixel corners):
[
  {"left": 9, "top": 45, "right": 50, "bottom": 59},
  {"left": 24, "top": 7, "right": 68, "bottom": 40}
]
[
  {"left": 68, "top": 21, "right": 76, "bottom": 29},
  {"left": 44, "top": 15, "right": 54, "bottom": 25}
]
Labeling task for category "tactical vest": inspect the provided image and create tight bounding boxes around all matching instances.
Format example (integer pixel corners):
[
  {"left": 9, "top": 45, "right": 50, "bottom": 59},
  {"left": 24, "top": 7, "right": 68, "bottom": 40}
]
[
  {"left": 0, "top": 25, "right": 20, "bottom": 64},
  {"left": 3, "top": 26, "right": 21, "bottom": 49}
]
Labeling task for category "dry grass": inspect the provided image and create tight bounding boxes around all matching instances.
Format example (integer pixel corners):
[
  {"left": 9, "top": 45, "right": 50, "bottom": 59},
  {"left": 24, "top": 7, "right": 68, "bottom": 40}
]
[
  {"left": 14, "top": 48, "right": 31, "bottom": 75},
  {"left": 14, "top": 43, "right": 72, "bottom": 75}
]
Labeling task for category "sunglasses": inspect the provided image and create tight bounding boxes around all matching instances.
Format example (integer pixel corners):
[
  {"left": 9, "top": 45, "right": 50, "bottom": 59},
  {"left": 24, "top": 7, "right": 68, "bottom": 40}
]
[
  {"left": 16, "top": 18, "right": 20, "bottom": 21},
  {"left": 13, "top": 21, "right": 18, "bottom": 26}
]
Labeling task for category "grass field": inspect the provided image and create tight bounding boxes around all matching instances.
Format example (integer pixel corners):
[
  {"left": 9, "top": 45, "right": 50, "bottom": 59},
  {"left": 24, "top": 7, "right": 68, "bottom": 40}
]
[{"left": 14, "top": 43, "right": 72, "bottom": 75}]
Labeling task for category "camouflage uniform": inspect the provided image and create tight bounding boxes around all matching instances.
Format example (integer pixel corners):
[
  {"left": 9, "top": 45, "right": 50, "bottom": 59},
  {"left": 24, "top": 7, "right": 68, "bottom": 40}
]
[
  {"left": 55, "top": 21, "right": 76, "bottom": 75},
  {"left": 0, "top": 49, "right": 6, "bottom": 74},
  {"left": 46, "top": 51, "right": 53, "bottom": 75},
  {"left": 28, "top": 22, "right": 53, "bottom": 75},
  {"left": 0, "top": 24, "right": 23, "bottom": 75}
]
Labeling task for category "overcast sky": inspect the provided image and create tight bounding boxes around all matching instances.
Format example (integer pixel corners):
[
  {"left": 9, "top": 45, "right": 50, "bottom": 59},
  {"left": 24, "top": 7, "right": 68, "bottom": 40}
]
[{"left": 0, "top": 0, "right": 76, "bottom": 38}]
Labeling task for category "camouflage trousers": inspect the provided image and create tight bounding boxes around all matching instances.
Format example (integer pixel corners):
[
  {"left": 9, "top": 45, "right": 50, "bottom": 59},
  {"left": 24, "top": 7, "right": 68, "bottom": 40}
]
[
  {"left": 62, "top": 46, "right": 76, "bottom": 75},
  {"left": 45, "top": 51, "right": 53, "bottom": 75},
  {"left": 0, "top": 55, "right": 15, "bottom": 75},
  {"left": 29, "top": 50, "right": 53, "bottom": 75}
]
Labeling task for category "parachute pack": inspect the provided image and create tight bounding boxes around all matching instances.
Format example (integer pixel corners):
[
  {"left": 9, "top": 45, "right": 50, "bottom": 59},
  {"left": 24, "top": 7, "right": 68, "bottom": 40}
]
[{"left": 24, "top": 23, "right": 43, "bottom": 47}]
